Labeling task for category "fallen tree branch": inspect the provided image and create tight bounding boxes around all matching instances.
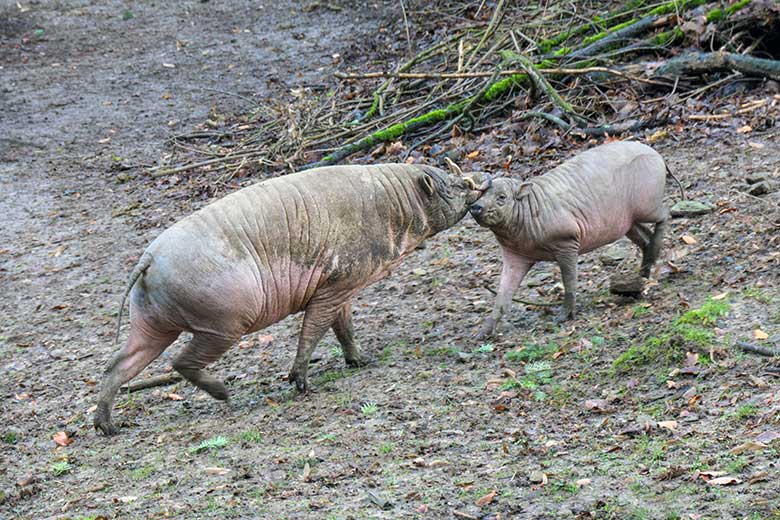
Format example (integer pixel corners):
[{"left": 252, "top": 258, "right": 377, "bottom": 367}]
[
  {"left": 337, "top": 66, "right": 670, "bottom": 87},
  {"left": 122, "top": 373, "right": 182, "bottom": 392},
  {"left": 736, "top": 341, "right": 779, "bottom": 358},
  {"left": 504, "top": 51, "right": 590, "bottom": 126},
  {"left": 567, "top": 15, "right": 661, "bottom": 59},
  {"left": 656, "top": 51, "right": 780, "bottom": 81}
]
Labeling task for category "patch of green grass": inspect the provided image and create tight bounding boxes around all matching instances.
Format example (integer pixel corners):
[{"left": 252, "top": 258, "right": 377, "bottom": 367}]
[
  {"left": 732, "top": 404, "right": 759, "bottom": 421},
  {"left": 314, "top": 368, "right": 357, "bottom": 386},
  {"left": 378, "top": 442, "right": 395, "bottom": 455},
  {"left": 52, "top": 461, "right": 71, "bottom": 476},
  {"left": 131, "top": 465, "right": 154, "bottom": 480},
  {"left": 423, "top": 346, "right": 458, "bottom": 357},
  {"left": 474, "top": 343, "right": 494, "bottom": 354},
  {"left": 190, "top": 435, "right": 229, "bottom": 454},
  {"left": 723, "top": 455, "right": 750, "bottom": 473},
  {"left": 743, "top": 287, "right": 773, "bottom": 304},
  {"left": 676, "top": 298, "right": 729, "bottom": 326},
  {"left": 318, "top": 433, "right": 337, "bottom": 443},
  {"left": 550, "top": 481, "right": 578, "bottom": 495},
  {"left": 634, "top": 435, "right": 666, "bottom": 465},
  {"left": 674, "top": 323, "right": 713, "bottom": 346},
  {"left": 524, "top": 361, "right": 553, "bottom": 384},
  {"left": 240, "top": 430, "right": 262, "bottom": 443},
  {"left": 360, "top": 402, "right": 378, "bottom": 416},
  {"left": 632, "top": 304, "right": 651, "bottom": 317},
  {"left": 505, "top": 342, "right": 557, "bottom": 363},
  {"left": 2, "top": 432, "right": 17, "bottom": 444},
  {"left": 328, "top": 345, "right": 341, "bottom": 357}
]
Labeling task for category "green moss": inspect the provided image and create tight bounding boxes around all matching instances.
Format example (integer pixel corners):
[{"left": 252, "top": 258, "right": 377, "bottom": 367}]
[
  {"left": 553, "top": 46, "right": 572, "bottom": 56},
  {"left": 676, "top": 298, "right": 730, "bottom": 326},
  {"left": 706, "top": 7, "right": 724, "bottom": 22},
  {"left": 582, "top": 17, "right": 639, "bottom": 45},
  {"left": 725, "top": 0, "right": 750, "bottom": 16},
  {"left": 483, "top": 73, "right": 528, "bottom": 101},
  {"left": 651, "top": 27, "right": 684, "bottom": 45},
  {"left": 648, "top": 0, "right": 709, "bottom": 17}
]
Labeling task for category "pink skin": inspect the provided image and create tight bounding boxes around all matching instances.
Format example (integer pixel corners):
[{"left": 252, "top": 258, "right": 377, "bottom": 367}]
[
  {"left": 471, "top": 141, "right": 671, "bottom": 339},
  {"left": 94, "top": 164, "right": 484, "bottom": 435}
]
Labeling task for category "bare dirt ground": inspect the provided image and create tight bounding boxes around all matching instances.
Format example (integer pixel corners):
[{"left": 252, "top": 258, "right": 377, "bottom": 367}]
[{"left": 2, "top": 2, "right": 780, "bottom": 519}]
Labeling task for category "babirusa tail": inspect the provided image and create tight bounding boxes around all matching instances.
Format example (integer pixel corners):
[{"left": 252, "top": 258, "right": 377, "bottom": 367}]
[
  {"left": 114, "top": 252, "right": 153, "bottom": 344},
  {"left": 665, "top": 164, "right": 686, "bottom": 200}
]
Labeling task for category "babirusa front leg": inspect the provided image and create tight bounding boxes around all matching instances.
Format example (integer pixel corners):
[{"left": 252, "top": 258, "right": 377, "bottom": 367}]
[{"left": 476, "top": 250, "right": 534, "bottom": 339}]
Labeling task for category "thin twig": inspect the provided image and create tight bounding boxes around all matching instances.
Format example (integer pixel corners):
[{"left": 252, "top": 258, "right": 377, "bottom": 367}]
[
  {"left": 122, "top": 373, "right": 182, "bottom": 392},
  {"left": 399, "top": 0, "right": 412, "bottom": 57},
  {"left": 483, "top": 283, "right": 558, "bottom": 307}
]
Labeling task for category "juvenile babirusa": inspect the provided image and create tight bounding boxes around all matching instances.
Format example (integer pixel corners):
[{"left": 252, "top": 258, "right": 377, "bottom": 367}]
[{"left": 470, "top": 141, "right": 677, "bottom": 338}]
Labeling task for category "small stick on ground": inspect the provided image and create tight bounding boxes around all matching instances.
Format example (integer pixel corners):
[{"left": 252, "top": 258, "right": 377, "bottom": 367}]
[
  {"left": 483, "top": 283, "right": 557, "bottom": 307},
  {"left": 453, "top": 511, "right": 479, "bottom": 520},
  {"left": 122, "top": 373, "right": 183, "bottom": 392},
  {"left": 736, "top": 341, "right": 779, "bottom": 358}
]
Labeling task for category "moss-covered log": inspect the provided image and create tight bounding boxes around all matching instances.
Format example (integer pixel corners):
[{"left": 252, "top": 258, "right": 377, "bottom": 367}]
[{"left": 655, "top": 51, "right": 780, "bottom": 80}]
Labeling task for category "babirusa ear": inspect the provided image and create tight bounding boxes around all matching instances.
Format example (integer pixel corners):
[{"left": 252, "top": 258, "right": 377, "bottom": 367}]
[
  {"left": 443, "top": 157, "right": 463, "bottom": 177},
  {"left": 420, "top": 174, "right": 436, "bottom": 196},
  {"left": 515, "top": 181, "right": 533, "bottom": 200}
]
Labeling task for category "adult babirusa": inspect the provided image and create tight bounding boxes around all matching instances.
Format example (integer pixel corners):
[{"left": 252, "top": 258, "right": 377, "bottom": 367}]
[
  {"left": 94, "top": 163, "right": 486, "bottom": 435},
  {"left": 470, "top": 141, "right": 676, "bottom": 338}
]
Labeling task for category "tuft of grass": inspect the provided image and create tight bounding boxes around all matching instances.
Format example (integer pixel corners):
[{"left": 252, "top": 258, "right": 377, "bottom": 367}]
[
  {"left": 52, "top": 461, "right": 72, "bottom": 476},
  {"left": 2, "top": 432, "right": 17, "bottom": 444},
  {"left": 378, "top": 442, "right": 395, "bottom": 455},
  {"left": 474, "top": 343, "right": 494, "bottom": 354},
  {"left": 240, "top": 430, "right": 262, "bottom": 443},
  {"left": 360, "top": 402, "right": 378, "bottom": 416},
  {"left": 131, "top": 465, "right": 154, "bottom": 480},
  {"left": 676, "top": 298, "right": 729, "bottom": 326},
  {"left": 190, "top": 436, "right": 229, "bottom": 454},
  {"left": 732, "top": 404, "right": 758, "bottom": 421},
  {"left": 743, "top": 287, "right": 772, "bottom": 304},
  {"left": 505, "top": 342, "right": 557, "bottom": 363}
]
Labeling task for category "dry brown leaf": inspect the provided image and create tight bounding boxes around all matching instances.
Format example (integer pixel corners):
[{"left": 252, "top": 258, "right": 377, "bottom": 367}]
[
  {"left": 53, "top": 431, "right": 73, "bottom": 447},
  {"left": 681, "top": 235, "right": 697, "bottom": 245},
  {"left": 729, "top": 441, "right": 767, "bottom": 455},
  {"left": 204, "top": 466, "right": 231, "bottom": 476},
  {"left": 475, "top": 490, "right": 496, "bottom": 507},
  {"left": 711, "top": 292, "right": 729, "bottom": 300},
  {"left": 736, "top": 125, "right": 752, "bottom": 134},
  {"left": 166, "top": 393, "right": 184, "bottom": 401},
  {"left": 698, "top": 470, "right": 727, "bottom": 479},
  {"left": 707, "top": 476, "right": 741, "bottom": 486},
  {"left": 576, "top": 478, "right": 592, "bottom": 487},
  {"left": 466, "top": 150, "right": 480, "bottom": 159},
  {"left": 647, "top": 129, "right": 668, "bottom": 143},
  {"left": 753, "top": 329, "right": 769, "bottom": 340},
  {"left": 585, "top": 399, "right": 611, "bottom": 413},
  {"left": 658, "top": 420, "right": 678, "bottom": 431}
]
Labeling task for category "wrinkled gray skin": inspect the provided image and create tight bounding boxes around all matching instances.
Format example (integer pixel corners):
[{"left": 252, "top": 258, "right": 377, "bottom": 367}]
[
  {"left": 470, "top": 141, "right": 671, "bottom": 338},
  {"left": 94, "top": 164, "right": 484, "bottom": 435}
]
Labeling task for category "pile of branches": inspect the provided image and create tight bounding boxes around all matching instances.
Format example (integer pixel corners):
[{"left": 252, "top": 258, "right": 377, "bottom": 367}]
[{"left": 155, "top": 0, "right": 780, "bottom": 181}]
